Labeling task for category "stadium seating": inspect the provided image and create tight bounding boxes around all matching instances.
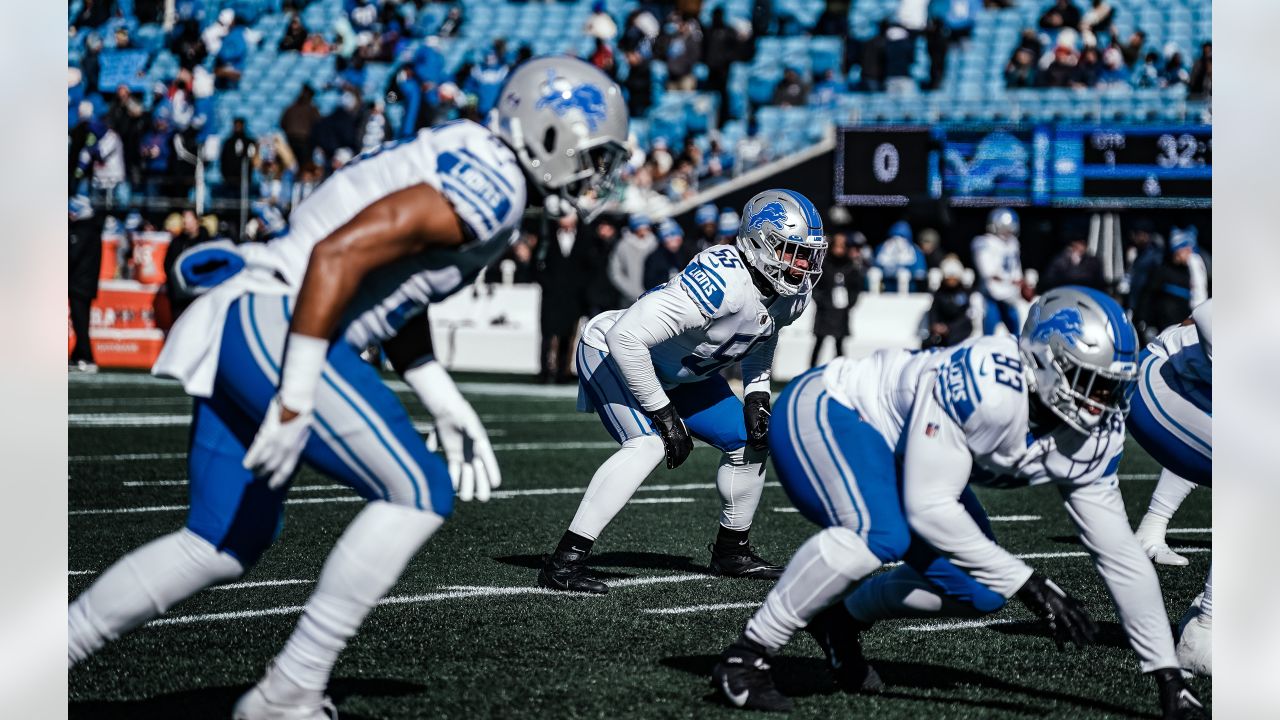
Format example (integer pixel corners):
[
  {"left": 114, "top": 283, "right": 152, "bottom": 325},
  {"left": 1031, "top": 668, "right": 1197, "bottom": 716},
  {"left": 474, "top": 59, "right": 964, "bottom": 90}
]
[{"left": 69, "top": 0, "right": 1211, "bottom": 195}]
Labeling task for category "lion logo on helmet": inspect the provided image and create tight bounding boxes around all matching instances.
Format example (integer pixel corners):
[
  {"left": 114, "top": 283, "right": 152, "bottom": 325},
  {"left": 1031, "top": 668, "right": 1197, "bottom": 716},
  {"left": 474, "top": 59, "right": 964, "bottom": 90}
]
[
  {"left": 746, "top": 201, "right": 788, "bottom": 233},
  {"left": 1028, "top": 305, "right": 1084, "bottom": 347},
  {"left": 536, "top": 70, "right": 608, "bottom": 131}
]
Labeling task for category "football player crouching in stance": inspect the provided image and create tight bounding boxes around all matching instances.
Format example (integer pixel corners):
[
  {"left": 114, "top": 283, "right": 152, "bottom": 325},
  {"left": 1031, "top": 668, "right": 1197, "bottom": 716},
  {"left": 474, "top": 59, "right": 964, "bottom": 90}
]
[
  {"left": 711, "top": 286, "right": 1206, "bottom": 720},
  {"left": 67, "top": 56, "right": 629, "bottom": 720},
  {"left": 1126, "top": 300, "right": 1213, "bottom": 676},
  {"left": 536, "top": 190, "right": 826, "bottom": 593}
]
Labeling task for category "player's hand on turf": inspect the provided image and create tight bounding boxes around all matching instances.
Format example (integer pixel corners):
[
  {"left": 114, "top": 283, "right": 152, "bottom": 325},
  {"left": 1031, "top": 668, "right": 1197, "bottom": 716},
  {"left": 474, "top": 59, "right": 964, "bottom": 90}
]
[
  {"left": 1015, "top": 572, "right": 1099, "bottom": 650},
  {"left": 243, "top": 395, "right": 312, "bottom": 490},
  {"left": 743, "top": 392, "right": 771, "bottom": 452},
  {"left": 1151, "top": 668, "right": 1207, "bottom": 720},
  {"left": 647, "top": 402, "right": 693, "bottom": 469},
  {"left": 427, "top": 402, "right": 501, "bottom": 502}
]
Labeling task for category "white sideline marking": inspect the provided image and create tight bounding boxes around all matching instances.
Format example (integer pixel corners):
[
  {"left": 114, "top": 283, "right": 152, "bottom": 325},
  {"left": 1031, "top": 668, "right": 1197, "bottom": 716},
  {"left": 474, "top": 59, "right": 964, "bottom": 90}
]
[
  {"left": 644, "top": 602, "right": 761, "bottom": 615},
  {"left": 69, "top": 372, "right": 581, "bottom": 399},
  {"left": 123, "top": 480, "right": 348, "bottom": 491},
  {"left": 69, "top": 413, "right": 509, "bottom": 437},
  {"left": 68, "top": 570, "right": 95, "bottom": 576},
  {"left": 74, "top": 480, "right": 771, "bottom": 516},
  {"left": 1166, "top": 528, "right": 1211, "bottom": 534},
  {"left": 148, "top": 573, "right": 710, "bottom": 626},
  {"left": 71, "top": 452, "right": 185, "bottom": 462},
  {"left": 1017, "top": 547, "right": 1210, "bottom": 560}
]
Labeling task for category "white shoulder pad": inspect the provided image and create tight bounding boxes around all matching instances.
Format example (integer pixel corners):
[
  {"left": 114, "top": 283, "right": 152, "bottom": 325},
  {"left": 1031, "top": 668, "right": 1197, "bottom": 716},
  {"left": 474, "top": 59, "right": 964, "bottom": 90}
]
[
  {"left": 677, "top": 245, "right": 754, "bottom": 319},
  {"left": 425, "top": 120, "right": 527, "bottom": 245},
  {"left": 934, "top": 336, "right": 1029, "bottom": 457}
]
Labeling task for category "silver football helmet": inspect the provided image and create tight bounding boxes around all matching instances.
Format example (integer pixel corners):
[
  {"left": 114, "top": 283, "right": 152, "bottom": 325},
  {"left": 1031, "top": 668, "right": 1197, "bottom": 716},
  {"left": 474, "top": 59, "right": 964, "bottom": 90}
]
[
  {"left": 491, "top": 56, "right": 629, "bottom": 219},
  {"left": 987, "top": 207, "right": 1020, "bottom": 238},
  {"left": 736, "top": 189, "right": 827, "bottom": 296},
  {"left": 1019, "top": 286, "right": 1139, "bottom": 434}
]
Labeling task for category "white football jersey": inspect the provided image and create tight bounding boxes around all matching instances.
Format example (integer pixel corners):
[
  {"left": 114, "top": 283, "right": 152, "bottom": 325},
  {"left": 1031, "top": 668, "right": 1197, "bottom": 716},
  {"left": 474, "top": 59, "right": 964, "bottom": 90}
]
[
  {"left": 822, "top": 335, "right": 1123, "bottom": 487},
  {"left": 583, "top": 245, "right": 809, "bottom": 388},
  {"left": 970, "top": 233, "right": 1023, "bottom": 302},
  {"left": 261, "top": 119, "right": 526, "bottom": 347},
  {"left": 1147, "top": 315, "right": 1211, "bottom": 387},
  {"left": 155, "top": 119, "right": 525, "bottom": 397}
]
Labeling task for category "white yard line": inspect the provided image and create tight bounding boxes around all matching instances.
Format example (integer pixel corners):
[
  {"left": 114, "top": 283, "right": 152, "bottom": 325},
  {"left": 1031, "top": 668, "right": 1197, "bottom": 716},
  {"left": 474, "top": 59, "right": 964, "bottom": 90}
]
[
  {"left": 209, "top": 579, "right": 312, "bottom": 591},
  {"left": 147, "top": 573, "right": 710, "bottom": 626},
  {"left": 71, "top": 441, "right": 618, "bottom": 462},
  {"left": 902, "top": 618, "right": 1019, "bottom": 632},
  {"left": 628, "top": 497, "right": 695, "bottom": 504},
  {"left": 1017, "top": 547, "right": 1209, "bottom": 560},
  {"left": 68, "top": 570, "right": 95, "bottom": 576},
  {"left": 70, "top": 372, "right": 581, "bottom": 399},
  {"left": 1165, "top": 528, "right": 1211, "bottom": 534},
  {"left": 644, "top": 602, "right": 761, "bottom": 615},
  {"left": 771, "top": 508, "right": 1041, "bottom": 523}
]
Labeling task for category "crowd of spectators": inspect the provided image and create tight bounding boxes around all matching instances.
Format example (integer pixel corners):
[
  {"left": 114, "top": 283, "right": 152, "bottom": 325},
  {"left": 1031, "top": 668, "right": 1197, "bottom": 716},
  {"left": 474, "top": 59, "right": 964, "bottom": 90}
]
[{"left": 1005, "top": 1, "right": 1210, "bottom": 94}]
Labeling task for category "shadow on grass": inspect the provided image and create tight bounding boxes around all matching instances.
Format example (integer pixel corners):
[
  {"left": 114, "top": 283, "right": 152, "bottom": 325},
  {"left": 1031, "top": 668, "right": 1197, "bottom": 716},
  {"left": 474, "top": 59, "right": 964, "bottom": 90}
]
[
  {"left": 69, "top": 677, "right": 424, "bottom": 720},
  {"left": 1048, "top": 535, "right": 1211, "bottom": 551},
  {"left": 661, "top": 654, "right": 1151, "bottom": 718},
  {"left": 494, "top": 551, "right": 707, "bottom": 578},
  {"left": 987, "top": 619, "right": 1135, "bottom": 651}
]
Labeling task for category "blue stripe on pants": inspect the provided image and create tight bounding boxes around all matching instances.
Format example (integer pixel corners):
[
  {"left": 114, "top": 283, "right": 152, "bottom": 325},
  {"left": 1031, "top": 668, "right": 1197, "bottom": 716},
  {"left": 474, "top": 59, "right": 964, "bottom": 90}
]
[{"left": 768, "top": 367, "right": 910, "bottom": 563}]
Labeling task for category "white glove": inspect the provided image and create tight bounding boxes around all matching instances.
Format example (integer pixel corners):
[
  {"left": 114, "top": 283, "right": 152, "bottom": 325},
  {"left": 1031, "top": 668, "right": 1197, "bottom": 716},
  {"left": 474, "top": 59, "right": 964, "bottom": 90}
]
[
  {"left": 243, "top": 396, "right": 312, "bottom": 489},
  {"left": 406, "top": 360, "right": 501, "bottom": 502},
  {"left": 426, "top": 404, "right": 501, "bottom": 502}
]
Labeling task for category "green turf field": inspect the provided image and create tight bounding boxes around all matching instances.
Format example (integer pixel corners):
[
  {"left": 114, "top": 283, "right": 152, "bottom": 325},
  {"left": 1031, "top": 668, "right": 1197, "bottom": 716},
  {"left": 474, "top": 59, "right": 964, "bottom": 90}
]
[{"left": 68, "top": 371, "right": 1211, "bottom": 719}]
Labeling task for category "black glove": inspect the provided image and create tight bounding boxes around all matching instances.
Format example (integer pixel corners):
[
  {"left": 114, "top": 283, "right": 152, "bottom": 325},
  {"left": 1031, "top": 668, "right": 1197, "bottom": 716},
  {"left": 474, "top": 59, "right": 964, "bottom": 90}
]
[
  {"left": 647, "top": 402, "right": 693, "bottom": 469},
  {"left": 1151, "top": 668, "right": 1207, "bottom": 720},
  {"left": 1015, "top": 572, "right": 1099, "bottom": 650},
  {"left": 743, "top": 392, "right": 771, "bottom": 452}
]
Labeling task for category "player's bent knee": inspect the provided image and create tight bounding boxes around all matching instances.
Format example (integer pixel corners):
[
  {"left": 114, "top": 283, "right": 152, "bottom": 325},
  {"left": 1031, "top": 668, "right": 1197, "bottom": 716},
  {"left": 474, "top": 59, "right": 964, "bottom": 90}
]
[
  {"left": 625, "top": 433, "right": 667, "bottom": 460},
  {"left": 967, "top": 585, "right": 1007, "bottom": 615},
  {"left": 818, "top": 526, "right": 884, "bottom": 579},
  {"left": 177, "top": 528, "right": 248, "bottom": 583}
]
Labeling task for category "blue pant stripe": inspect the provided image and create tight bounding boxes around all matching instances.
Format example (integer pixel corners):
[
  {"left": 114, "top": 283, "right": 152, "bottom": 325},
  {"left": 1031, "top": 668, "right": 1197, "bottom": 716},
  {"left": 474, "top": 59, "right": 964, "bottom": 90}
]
[
  {"left": 596, "top": 350, "right": 655, "bottom": 436},
  {"left": 813, "top": 390, "right": 865, "bottom": 534},
  {"left": 578, "top": 343, "right": 626, "bottom": 442},
  {"left": 789, "top": 373, "right": 840, "bottom": 526},
  {"left": 320, "top": 372, "right": 423, "bottom": 509},
  {"left": 1142, "top": 356, "right": 1210, "bottom": 455}
]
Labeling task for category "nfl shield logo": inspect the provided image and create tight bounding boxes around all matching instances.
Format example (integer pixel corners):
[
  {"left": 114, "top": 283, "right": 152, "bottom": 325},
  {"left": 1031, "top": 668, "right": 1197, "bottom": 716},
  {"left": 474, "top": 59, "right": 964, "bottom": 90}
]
[
  {"left": 758, "top": 313, "right": 769, "bottom": 325},
  {"left": 925, "top": 423, "right": 940, "bottom": 438}
]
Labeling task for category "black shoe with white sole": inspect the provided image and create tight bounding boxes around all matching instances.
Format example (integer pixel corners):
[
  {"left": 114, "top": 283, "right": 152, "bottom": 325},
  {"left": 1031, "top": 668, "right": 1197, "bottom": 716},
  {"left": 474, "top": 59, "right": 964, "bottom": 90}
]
[
  {"left": 804, "top": 603, "right": 884, "bottom": 694},
  {"left": 708, "top": 543, "right": 784, "bottom": 580},
  {"left": 711, "top": 637, "right": 793, "bottom": 712},
  {"left": 537, "top": 549, "right": 608, "bottom": 594}
]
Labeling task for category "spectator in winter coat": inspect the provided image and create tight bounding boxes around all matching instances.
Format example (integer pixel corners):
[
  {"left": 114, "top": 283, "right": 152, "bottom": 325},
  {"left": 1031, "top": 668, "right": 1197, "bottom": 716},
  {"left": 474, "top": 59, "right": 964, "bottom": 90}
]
[
  {"left": 1135, "top": 226, "right": 1210, "bottom": 343},
  {"left": 608, "top": 215, "right": 658, "bottom": 307},
  {"left": 537, "top": 212, "right": 591, "bottom": 384},
  {"left": 622, "top": 48, "right": 653, "bottom": 119},
  {"left": 810, "top": 233, "right": 862, "bottom": 366},
  {"left": 875, "top": 221, "right": 928, "bottom": 292},
  {"left": 1039, "top": 0, "right": 1083, "bottom": 31},
  {"left": 923, "top": 255, "right": 974, "bottom": 348},
  {"left": 772, "top": 68, "right": 809, "bottom": 106},
  {"left": 644, "top": 219, "right": 687, "bottom": 291},
  {"left": 1041, "top": 237, "right": 1106, "bottom": 292}
]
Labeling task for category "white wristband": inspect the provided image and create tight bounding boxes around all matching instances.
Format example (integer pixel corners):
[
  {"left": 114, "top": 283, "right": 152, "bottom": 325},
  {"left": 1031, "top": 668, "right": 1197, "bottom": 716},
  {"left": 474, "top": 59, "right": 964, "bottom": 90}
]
[
  {"left": 403, "top": 359, "right": 467, "bottom": 419},
  {"left": 278, "top": 333, "right": 329, "bottom": 414}
]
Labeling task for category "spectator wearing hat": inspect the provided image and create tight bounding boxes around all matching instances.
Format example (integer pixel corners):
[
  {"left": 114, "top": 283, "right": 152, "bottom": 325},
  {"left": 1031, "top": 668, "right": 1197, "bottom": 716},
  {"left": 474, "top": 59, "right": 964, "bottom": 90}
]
[
  {"left": 584, "top": 218, "right": 621, "bottom": 315},
  {"left": 875, "top": 221, "right": 927, "bottom": 292},
  {"left": 465, "top": 52, "right": 510, "bottom": 116},
  {"left": 1124, "top": 218, "right": 1165, "bottom": 314},
  {"left": 644, "top": 219, "right": 688, "bottom": 291},
  {"left": 772, "top": 67, "right": 810, "bottom": 107},
  {"left": 1039, "top": 0, "right": 1083, "bottom": 31},
  {"left": 609, "top": 214, "right": 658, "bottom": 307},
  {"left": 1135, "top": 226, "right": 1210, "bottom": 343},
  {"left": 716, "top": 208, "right": 739, "bottom": 246},
  {"left": 1132, "top": 51, "right": 1161, "bottom": 88},
  {"left": 279, "top": 13, "right": 308, "bottom": 52},
  {"left": 917, "top": 227, "right": 945, "bottom": 269},
  {"left": 220, "top": 116, "right": 258, "bottom": 204},
  {"left": 1120, "top": 29, "right": 1148, "bottom": 67},
  {"left": 68, "top": 196, "right": 102, "bottom": 373},
  {"left": 923, "top": 255, "right": 975, "bottom": 349},
  {"left": 691, "top": 203, "right": 719, "bottom": 253},
  {"left": 810, "top": 232, "right": 863, "bottom": 366},
  {"left": 884, "top": 23, "right": 918, "bottom": 95},
  {"left": 622, "top": 47, "right": 653, "bottom": 119},
  {"left": 585, "top": 1, "right": 618, "bottom": 41},
  {"left": 1041, "top": 235, "right": 1106, "bottom": 292}
]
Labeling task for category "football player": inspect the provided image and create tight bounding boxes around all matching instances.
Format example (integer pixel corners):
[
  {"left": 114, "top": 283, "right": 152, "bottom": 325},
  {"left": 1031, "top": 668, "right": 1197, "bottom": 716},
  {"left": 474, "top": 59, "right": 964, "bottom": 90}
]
[
  {"left": 971, "top": 207, "right": 1026, "bottom": 335},
  {"left": 67, "top": 56, "right": 629, "bottom": 720},
  {"left": 1127, "top": 299, "right": 1212, "bottom": 676},
  {"left": 536, "top": 190, "right": 826, "bottom": 594},
  {"left": 712, "top": 286, "right": 1206, "bottom": 720}
]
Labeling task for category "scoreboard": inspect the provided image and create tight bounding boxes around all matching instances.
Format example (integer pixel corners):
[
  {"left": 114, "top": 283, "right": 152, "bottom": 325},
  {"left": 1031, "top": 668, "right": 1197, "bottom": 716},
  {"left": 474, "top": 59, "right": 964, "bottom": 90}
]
[{"left": 835, "top": 124, "right": 1211, "bottom": 209}]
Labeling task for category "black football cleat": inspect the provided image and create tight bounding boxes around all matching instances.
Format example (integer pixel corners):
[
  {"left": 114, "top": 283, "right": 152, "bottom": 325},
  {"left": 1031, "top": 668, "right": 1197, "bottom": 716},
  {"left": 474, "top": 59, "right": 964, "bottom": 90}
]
[
  {"left": 804, "top": 603, "right": 884, "bottom": 694},
  {"left": 711, "top": 638, "right": 793, "bottom": 712},
  {"left": 708, "top": 543, "right": 784, "bottom": 580},
  {"left": 1152, "top": 668, "right": 1208, "bottom": 720},
  {"left": 537, "top": 549, "right": 608, "bottom": 594}
]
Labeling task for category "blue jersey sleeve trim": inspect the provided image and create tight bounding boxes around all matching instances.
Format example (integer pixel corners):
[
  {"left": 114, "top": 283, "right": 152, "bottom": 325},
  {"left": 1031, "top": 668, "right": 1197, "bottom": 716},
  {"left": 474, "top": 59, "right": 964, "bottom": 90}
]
[
  {"left": 681, "top": 275, "right": 719, "bottom": 316},
  {"left": 1102, "top": 452, "right": 1122, "bottom": 478}
]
